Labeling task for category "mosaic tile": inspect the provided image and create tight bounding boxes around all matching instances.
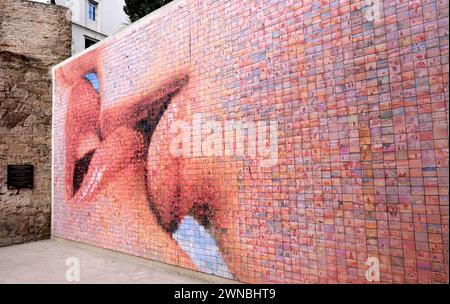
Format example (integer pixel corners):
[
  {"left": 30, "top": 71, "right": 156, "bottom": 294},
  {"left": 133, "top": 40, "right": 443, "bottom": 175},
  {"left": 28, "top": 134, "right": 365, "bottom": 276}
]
[{"left": 52, "top": 0, "right": 449, "bottom": 284}]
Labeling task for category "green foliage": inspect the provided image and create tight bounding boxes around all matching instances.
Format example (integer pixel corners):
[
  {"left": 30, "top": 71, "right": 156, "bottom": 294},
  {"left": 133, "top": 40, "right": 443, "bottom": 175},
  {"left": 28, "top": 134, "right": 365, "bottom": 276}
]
[{"left": 123, "top": 0, "right": 174, "bottom": 22}]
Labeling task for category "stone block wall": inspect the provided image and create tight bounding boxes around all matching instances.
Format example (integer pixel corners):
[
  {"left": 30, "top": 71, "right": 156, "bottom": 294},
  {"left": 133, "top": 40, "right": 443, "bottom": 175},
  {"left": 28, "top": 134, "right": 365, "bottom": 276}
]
[
  {"left": 0, "top": 0, "right": 71, "bottom": 246},
  {"left": 53, "top": 0, "right": 449, "bottom": 283}
]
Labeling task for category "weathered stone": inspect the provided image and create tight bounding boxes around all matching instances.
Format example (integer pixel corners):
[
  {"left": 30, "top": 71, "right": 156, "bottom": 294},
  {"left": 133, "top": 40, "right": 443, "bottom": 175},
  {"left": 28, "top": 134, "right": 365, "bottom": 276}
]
[
  {"left": 0, "top": 0, "right": 71, "bottom": 247},
  {"left": 4, "top": 112, "right": 29, "bottom": 129}
]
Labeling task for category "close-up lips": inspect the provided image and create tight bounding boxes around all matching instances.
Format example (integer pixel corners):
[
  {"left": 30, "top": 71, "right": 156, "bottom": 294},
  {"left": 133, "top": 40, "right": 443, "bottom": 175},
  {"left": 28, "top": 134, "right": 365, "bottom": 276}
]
[
  {"left": 60, "top": 64, "right": 238, "bottom": 279},
  {"left": 61, "top": 66, "right": 236, "bottom": 278},
  {"left": 65, "top": 70, "right": 190, "bottom": 222}
]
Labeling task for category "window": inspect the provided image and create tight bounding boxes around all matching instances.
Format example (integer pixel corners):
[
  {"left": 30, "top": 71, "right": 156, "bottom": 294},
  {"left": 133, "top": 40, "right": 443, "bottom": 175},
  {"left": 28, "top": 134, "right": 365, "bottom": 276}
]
[
  {"left": 84, "top": 36, "right": 99, "bottom": 49},
  {"left": 88, "top": 1, "right": 98, "bottom": 21}
]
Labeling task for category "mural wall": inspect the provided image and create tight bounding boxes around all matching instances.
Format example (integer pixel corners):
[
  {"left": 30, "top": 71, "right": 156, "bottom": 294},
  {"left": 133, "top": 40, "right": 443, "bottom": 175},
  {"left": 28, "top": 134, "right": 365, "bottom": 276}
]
[{"left": 52, "top": 0, "right": 449, "bottom": 283}]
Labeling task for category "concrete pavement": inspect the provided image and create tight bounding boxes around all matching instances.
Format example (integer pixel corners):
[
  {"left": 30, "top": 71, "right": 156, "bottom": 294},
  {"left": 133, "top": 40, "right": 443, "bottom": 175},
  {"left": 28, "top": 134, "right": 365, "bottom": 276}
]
[{"left": 0, "top": 238, "right": 237, "bottom": 284}]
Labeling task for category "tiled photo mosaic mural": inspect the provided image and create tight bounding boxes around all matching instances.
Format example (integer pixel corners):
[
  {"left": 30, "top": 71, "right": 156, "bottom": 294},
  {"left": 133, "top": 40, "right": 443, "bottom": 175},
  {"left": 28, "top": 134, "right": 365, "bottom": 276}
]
[{"left": 52, "top": 0, "right": 449, "bottom": 283}]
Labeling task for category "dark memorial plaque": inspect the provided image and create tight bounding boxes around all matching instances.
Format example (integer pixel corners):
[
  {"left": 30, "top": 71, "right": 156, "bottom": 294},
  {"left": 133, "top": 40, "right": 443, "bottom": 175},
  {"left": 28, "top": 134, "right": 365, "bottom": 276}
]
[{"left": 7, "top": 165, "right": 34, "bottom": 189}]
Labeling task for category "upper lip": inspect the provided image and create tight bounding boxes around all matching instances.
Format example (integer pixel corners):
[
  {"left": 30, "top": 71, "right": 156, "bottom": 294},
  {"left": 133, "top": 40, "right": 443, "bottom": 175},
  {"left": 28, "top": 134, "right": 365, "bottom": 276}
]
[{"left": 65, "top": 72, "right": 189, "bottom": 205}]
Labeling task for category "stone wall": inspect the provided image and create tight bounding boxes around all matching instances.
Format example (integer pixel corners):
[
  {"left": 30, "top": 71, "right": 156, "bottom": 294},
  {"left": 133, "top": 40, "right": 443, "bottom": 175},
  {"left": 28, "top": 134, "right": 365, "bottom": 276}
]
[{"left": 0, "top": 0, "right": 71, "bottom": 246}]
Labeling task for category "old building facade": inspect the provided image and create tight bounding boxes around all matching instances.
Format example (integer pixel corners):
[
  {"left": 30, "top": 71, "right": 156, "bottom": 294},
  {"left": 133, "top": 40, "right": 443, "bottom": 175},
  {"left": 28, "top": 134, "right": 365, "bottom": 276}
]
[{"left": 31, "top": 0, "right": 130, "bottom": 54}]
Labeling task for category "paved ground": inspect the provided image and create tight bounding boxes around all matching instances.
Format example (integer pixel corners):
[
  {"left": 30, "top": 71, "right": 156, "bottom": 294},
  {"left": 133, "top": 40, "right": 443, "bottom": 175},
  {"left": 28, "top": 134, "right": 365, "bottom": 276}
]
[{"left": 0, "top": 238, "right": 237, "bottom": 284}]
